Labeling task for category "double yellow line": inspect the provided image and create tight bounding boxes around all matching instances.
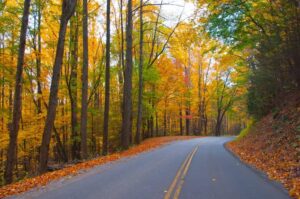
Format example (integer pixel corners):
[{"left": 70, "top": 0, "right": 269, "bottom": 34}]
[{"left": 164, "top": 145, "right": 199, "bottom": 199}]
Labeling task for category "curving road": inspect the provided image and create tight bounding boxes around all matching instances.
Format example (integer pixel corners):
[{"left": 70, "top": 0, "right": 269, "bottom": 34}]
[{"left": 11, "top": 137, "right": 290, "bottom": 199}]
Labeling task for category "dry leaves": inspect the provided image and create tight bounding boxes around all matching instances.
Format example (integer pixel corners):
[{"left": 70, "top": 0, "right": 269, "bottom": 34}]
[
  {"left": 227, "top": 93, "right": 300, "bottom": 199},
  {"left": 0, "top": 136, "right": 195, "bottom": 198}
]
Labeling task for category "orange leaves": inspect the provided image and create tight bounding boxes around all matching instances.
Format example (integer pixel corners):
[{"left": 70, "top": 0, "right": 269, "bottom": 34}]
[
  {"left": 227, "top": 94, "right": 300, "bottom": 198},
  {"left": 0, "top": 136, "right": 194, "bottom": 198}
]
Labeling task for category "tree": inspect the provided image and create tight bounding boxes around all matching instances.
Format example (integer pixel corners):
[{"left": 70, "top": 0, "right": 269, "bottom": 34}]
[
  {"left": 214, "top": 70, "right": 235, "bottom": 136},
  {"left": 203, "top": 0, "right": 300, "bottom": 119},
  {"left": 135, "top": 0, "right": 143, "bottom": 144},
  {"left": 120, "top": 0, "right": 133, "bottom": 149},
  {"left": 4, "top": 0, "right": 31, "bottom": 184},
  {"left": 80, "top": 0, "right": 88, "bottom": 159},
  {"left": 67, "top": 9, "right": 80, "bottom": 160},
  {"left": 39, "top": 0, "right": 76, "bottom": 174},
  {"left": 103, "top": 0, "right": 111, "bottom": 156}
]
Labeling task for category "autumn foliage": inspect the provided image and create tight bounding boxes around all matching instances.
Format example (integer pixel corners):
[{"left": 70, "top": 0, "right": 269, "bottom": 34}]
[{"left": 228, "top": 93, "right": 300, "bottom": 198}]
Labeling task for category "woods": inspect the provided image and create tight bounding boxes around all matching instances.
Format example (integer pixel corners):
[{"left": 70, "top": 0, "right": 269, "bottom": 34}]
[{"left": 0, "top": 0, "right": 298, "bottom": 188}]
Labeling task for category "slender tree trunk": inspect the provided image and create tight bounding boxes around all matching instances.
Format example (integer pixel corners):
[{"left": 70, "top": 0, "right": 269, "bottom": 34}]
[
  {"left": 103, "top": 0, "right": 111, "bottom": 156},
  {"left": 120, "top": 0, "right": 125, "bottom": 75},
  {"left": 215, "top": 110, "right": 222, "bottom": 136},
  {"left": 121, "top": 0, "right": 133, "bottom": 149},
  {"left": 155, "top": 111, "right": 158, "bottom": 136},
  {"left": 39, "top": 0, "right": 76, "bottom": 174},
  {"left": 1, "top": 35, "right": 4, "bottom": 133},
  {"left": 135, "top": 0, "right": 143, "bottom": 144},
  {"left": 118, "top": 0, "right": 124, "bottom": 114},
  {"left": 204, "top": 113, "right": 208, "bottom": 135},
  {"left": 69, "top": 12, "right": 80, "bottom": 160},
  {"left": 53, "top": 126, "right": 68, "bottom": 162},
  {"left": 36, "top": 0, "right": 42, "bottom": 113},
  {"left": 197, "top": 63, "right": 202, "bottom": 135},
  {"left": 4, "top": 0, "right": 31, "bottom": 184},
  {"left": 80, "top": 0, "right": 88, "bottom": 159},
  {"left": 179, "top": 105, "right": 183, "bottom": 136},
  {"left": 163, "top": 107, "right": 167, "bottom": 136},
  {"left": 185, "top": 107, "right": 190, "bottom": 135}
]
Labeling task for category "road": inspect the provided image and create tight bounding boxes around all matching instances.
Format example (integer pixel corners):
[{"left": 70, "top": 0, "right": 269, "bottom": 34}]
[{"left": 12, "top": 137, "right": 290, "bottom": 199}]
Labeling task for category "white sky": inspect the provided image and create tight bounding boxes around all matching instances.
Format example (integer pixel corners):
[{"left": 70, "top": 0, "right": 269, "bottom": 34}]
[
  {"left": 160, "top": 0, "right": 196, "bottom": 22},
  {"left": 96, "top": 0, "right": 196, "bottom": 26},
  {"left": 94, "top": 0, "right": 197, "bottom": 41}
]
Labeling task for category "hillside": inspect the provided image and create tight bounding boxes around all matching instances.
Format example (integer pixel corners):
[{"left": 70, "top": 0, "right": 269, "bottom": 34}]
[{"left": 228, "top": 92, "right": 300, "bottom": 198}]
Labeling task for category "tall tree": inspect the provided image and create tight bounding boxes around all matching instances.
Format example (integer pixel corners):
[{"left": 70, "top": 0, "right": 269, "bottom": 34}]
[
  {"left": 135, "top": 0, "right": 143, "bottom": 144},
  {"left": 4, "top": 0, "right": 31, "bottom": 184},
  {"left": 215, "top": 70, "right": 236, "bottom": 136},
  {"left": 32, "top": 0, "right": 42, "bottom": 114},
  {"left": 121, "top": 0, "right": 133, "bottom": 149},
  {"left": 67, "top": 10, "right": 80, "bottom": 160},
  {"left": 103, "top": 0, "right": 111, "bottom": 156},
  {"left": 39, "top": 0, "right": 76, "bottom": 174},
  {"left": 80, "top": 0, "right": 88, "bottom": 159}
]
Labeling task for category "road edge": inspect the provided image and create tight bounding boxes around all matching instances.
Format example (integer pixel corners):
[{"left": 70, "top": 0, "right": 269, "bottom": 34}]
[
  {"left": 0, "top": 136, "right": 198, "bottom": 199},
  {"left": 223, "top": 141, "right": 291, "bottom": 198}
]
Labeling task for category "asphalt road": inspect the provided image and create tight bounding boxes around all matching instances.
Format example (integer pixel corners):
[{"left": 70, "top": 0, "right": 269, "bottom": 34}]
[{"left": 12, "top": 137, "right": 290, "bottom": 199}]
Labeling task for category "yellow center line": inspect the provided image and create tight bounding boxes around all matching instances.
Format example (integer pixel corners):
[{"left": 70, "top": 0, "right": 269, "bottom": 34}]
[
  {"left": 173, "top": 146, "right": 199, "bottom": 199},
  {"left": 164, "top": 145, "right": 199, "bottom": 199}
]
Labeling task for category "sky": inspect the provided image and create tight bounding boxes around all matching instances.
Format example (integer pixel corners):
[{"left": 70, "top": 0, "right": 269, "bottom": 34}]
[
  {"left": 160, "top": 0, "right": 196, "bottom": 22},
  {"left": 93, "top": 0, "right": 197, "bottom": 41},
  {"left": 96, "top": 0, "right": 197, "bottom": 26}
]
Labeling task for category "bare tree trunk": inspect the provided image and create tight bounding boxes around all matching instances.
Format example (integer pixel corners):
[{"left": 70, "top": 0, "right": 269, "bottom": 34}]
[
  {"left": 197, "top": 62, "right": 202, "bottom": 135},
  {"left": 179, "top": 105, "right": 183, "bottom": 136},
  {"left": 215, "top": 111, "right": 222, "bottom": 136},
  {"left": 4, "top": 0, "right": 31, "bottom": 184},
  {"left": 68, "top": 12, "right": 80, "bottom": 160},
  {"left": 80, "top": 0, "right": 88, "bottom": 159},
  {"left": 36, "top": 0, "right": 42, "bottom": 113},
  {"left": 118, "top": 0, "right": 124, "bottom": 115},
  {"left": 163, "top": 106, "right": 167, "bottom": 136},
  {"left": 185, "top": 107, "right": 190, "bottom": 135},
  {"left": 120, "top": 0, "right": 125, "bottom": 73},
  {"left": 1, "top": 34, "right": 4, "bottom": 133},
  {"left": 155, "top": 111, "right": 158, "bottom": 136},
  {"left": 103, "top": 0, "right": 111, "bottom": 156},
  {"left": 39, "top": 0, "right": 76, "bottom": 174},
  {"left": 121, "top": 0, "right": 133, "bottom": 149},
  {"left": 135, "top": 0, "right": 143, "bottom": 144},
  {"left": 53, "top": 126, "right": 68, "bottom": 162}
]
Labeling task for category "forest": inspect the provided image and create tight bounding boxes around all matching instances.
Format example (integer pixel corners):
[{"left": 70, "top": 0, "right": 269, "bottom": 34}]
[{"left": 0, "top": 0, "right": 299, "bottom": 189}]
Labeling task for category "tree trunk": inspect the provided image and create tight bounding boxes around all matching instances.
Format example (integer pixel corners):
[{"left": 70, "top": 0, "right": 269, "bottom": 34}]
[
  {"left": 163, "top": 108, "right": 167, "bottom": 136},
  {"left": 197, "top": 62, "right": 202, "bottom": 135},
  {"left": 68, "top": 12, "right": 80, "bottom": 160},
  {"left": 103, "top": 0, "right": 111, "bottom": 156},
  {"left": 215, "top": 110, "right": 222, "bottom": 136},
  {"left": 185, "top": 107, "right": 190, "bottom": 135},
  {"left": 118, "top": 0, "right": 124, "bottom": 115},
  {"left": 4, "top": 0, "right": 31, "bottom": 184},
  {"left": 39, "top": 0, "right": 76, "bottom": 174},
  {"left": 179, "top": 105, "right": 183, "bottom": 136},
  {"left": 155, "top": 111, "right": 158, "bottom": 136},
  {"left": 80, "top": 0, "right": 88, "bottom": 159},
  {"left": 121, "top": 0, "right": 133, "bottom": 149},
  {"left": 36, "top": 0, "right": 42, "bottom": 113},
  {"left": 135, "top": 0, "right": 143, "bottom": 144}
]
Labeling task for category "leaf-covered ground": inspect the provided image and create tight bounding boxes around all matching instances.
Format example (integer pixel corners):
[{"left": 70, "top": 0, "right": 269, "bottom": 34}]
[
  {"left": 228, "top": 93, "right": 300, "bottom": 199},
  {"left": 0, "top": 136, "right": 195, "bottom": 198}
]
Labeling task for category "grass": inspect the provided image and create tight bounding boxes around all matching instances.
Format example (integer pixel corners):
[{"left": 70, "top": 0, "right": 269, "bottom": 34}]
[{"left": 236, "top": 119, "right": 254, "bottom": 141}]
